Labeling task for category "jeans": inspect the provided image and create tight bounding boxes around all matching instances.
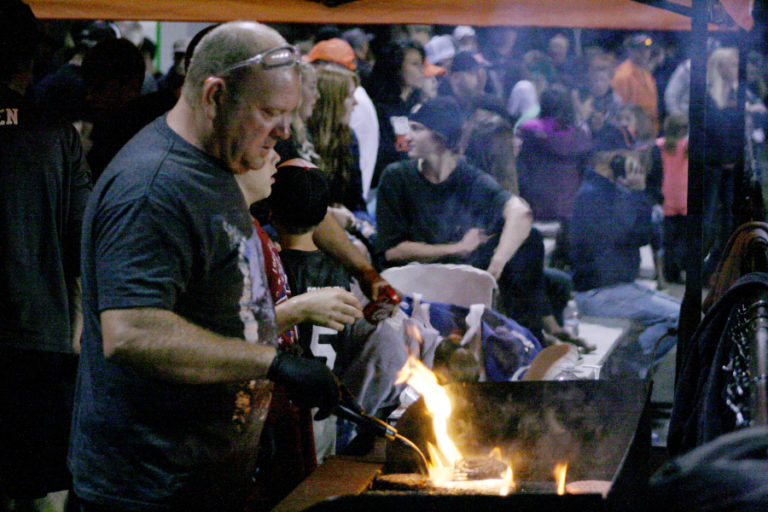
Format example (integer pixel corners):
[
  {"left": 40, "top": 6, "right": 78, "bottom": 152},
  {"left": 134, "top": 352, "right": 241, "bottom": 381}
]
[{"left": 575, "top": 282, "right": 680, "bottom": 360}]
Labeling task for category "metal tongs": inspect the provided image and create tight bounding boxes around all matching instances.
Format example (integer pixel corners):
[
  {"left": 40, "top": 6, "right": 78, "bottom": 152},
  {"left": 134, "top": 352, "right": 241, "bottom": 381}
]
[
  {"left": 334, "top": 384, "right": 398, "bottom": 440},
  {"left": 334, "top": 384, "right": 429, "bottom": 474}
]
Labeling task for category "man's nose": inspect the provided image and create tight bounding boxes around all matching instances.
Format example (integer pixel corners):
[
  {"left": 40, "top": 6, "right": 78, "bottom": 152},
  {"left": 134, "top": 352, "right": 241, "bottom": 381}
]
[{"left": 273, "top": 113, "right": 291, "bottom": 139}]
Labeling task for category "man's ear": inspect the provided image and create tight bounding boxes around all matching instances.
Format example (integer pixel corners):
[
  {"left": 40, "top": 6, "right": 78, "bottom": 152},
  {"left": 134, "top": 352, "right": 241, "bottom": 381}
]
[{"left": 201, "top": 76, "right": 226, "bottom": 120}]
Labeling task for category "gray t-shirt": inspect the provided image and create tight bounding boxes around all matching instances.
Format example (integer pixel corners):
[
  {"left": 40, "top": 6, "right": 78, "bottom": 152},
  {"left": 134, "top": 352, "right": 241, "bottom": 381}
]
[{"left": 70, "top": 116, "right": 277, "bottom": 511}]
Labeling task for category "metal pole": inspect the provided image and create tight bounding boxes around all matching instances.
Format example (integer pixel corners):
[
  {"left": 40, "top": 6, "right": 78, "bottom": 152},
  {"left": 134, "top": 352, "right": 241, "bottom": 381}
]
[
  {"left": 748, "top": 302, "right": 768, "bottom": 426},
  {"left": 677, "top": 0, "right": 708, "bottom": 379},
  {"left": 733, "top": 35, "right": 749, "bottom": 225}
]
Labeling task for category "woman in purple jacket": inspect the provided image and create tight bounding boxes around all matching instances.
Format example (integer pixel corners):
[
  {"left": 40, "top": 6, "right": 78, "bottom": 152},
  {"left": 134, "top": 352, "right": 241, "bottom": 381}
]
[
  {"left": 517, "top": 85, "right": 592, "bottom": 268},
  {"left": 517, "top": 85, "right": 593, "bottom": 222}
]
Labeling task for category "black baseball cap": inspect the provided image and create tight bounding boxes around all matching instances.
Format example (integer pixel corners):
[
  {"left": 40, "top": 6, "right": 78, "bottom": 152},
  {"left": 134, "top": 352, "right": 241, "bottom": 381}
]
[
  {"left": 409, "top": 96, "right": 463, "bottom": 150},
  {"left": 624, "top": 33, "right": 654, "bottom": 49},
  {"left": 451, "top": 50, "right": 480, "bottom": 73}
]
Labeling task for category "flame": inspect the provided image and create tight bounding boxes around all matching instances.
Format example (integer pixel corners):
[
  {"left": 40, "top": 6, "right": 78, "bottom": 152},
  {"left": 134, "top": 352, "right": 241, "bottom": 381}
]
[
  {"left": 405, "top": 321, "right": 423, "bottom": 344},
  {"left": 554, "top": 462, "right": 568, "bottom": 495},
  {"left": 489, "top": 447, "right": 515, "bottom": 495},
  {"left": 426, "top": 442, "right": 450, "bottom": 468},
  {"left": 498, "top": 466, "right": 515, "bottom": 496},
  {"left": 396, "top": 356, "right": 516, "bottom": 495},
  {"left": 396, "top": 356, "right": 462, "bottom": 466}
]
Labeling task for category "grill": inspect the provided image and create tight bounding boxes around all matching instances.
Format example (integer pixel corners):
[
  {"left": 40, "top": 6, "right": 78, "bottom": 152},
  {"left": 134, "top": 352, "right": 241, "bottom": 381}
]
[{"left": 279, "top": 378, "right": 651, "bottom": 512}]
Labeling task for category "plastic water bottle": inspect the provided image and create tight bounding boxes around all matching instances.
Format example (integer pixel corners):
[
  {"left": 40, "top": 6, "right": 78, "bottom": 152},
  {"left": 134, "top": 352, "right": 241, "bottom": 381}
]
[{"left": 563, "top": 300, "right": 580, "bottom": 339}]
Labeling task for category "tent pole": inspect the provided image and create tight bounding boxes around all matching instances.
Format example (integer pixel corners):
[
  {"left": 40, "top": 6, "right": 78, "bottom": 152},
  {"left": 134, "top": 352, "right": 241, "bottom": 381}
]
[
  {"left": 677, "top": 0, "right": 708, "bottom": 381},
  {"left": 733, "top": 33, "right": 750, "bottom": 226},
  {"left": 631, "top": 0, "right": 691, "bottom": 17}
]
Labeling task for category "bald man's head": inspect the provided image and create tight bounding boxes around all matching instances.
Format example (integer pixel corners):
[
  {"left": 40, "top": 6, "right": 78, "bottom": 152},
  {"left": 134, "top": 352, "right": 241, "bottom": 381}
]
[{"left": 182, "top": 21, "right": 287, "bottom": 104}]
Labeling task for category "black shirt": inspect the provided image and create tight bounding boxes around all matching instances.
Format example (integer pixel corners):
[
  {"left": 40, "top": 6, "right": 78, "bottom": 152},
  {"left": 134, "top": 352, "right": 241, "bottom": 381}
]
[
  {"left": 375, "top": 158, "right": 511, "bottom": 266},
  {"left": 0, "top": 86, "right": 91, "bottom": 353},
  {"left": 279, "top": 248, "right": 351, "bottom": 368},
  {"left": 70, "top": 116, "right": 278, "bottom": 511}
]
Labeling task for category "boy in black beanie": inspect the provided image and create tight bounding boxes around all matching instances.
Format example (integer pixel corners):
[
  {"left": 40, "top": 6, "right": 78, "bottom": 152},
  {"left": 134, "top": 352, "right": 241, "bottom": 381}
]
[{"left": 375, "top": 96, "right": 547, "bottom": 340}]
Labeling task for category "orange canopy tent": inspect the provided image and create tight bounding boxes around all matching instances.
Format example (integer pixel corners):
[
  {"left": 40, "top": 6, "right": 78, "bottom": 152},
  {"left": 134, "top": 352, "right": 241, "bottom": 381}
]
[{"left": 28, "top": 0, "right": 694, "bottom": 30}]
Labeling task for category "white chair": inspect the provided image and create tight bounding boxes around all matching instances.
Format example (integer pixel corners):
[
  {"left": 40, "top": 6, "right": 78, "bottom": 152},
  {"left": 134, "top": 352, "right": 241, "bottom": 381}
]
[{"left": 380, "top": 262, "right": 497, "bottom": 308}]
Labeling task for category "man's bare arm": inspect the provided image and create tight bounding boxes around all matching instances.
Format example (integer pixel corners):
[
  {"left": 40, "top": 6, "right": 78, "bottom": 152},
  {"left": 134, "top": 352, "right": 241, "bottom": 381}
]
[
  {"left": 101, "top": 308, "right": 277, "bottom": 384},
  {"left": 486, "top": 196, "right": 533, "bottom": 280},
  {"left": 384, "top": 227, "right": 488, "bottom": 265},
  {"left": 313, "top": 211, "right": 369, "bottom": 270}
]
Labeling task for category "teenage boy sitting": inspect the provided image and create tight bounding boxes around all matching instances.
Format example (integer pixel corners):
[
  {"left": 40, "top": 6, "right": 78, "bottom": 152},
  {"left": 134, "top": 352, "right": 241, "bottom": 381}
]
[{"left": 375, "top": 96, "right": 547, "bottom": 340}]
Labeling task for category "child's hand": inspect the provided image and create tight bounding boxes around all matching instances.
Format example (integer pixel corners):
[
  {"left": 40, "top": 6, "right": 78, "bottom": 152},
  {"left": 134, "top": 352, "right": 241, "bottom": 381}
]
[{"left": 294, "top": 288, "right": 363, "bottom": 331}]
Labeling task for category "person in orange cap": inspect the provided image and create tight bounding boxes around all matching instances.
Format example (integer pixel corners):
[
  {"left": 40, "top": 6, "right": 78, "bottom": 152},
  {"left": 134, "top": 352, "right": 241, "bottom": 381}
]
[
  {"left": 304, "top": 38, "right": 357, "bottom": 71},
  {"left": 420, "top": 60, "right": 447, "bottom": 101},
  {"left": 305, "top": 38, "right": 381, "bottom": 217},
  {"left": 611, "top": 33, "right": 660, "bottom": 135}
]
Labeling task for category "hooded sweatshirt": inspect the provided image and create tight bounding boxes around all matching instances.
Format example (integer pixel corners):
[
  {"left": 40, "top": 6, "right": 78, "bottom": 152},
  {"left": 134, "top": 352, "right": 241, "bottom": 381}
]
[{"left": 517, "top": 117, "right": 593, "bottom": 220}]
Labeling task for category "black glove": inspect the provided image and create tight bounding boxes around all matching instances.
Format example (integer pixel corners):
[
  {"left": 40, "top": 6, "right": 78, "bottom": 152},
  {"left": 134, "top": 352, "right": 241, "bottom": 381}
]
[{"left": 267, "top": 351, "right": 341, "bottom": 420}]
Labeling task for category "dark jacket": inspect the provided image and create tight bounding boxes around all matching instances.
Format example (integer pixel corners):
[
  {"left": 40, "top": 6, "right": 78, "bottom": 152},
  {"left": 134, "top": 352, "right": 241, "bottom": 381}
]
[
  {"left": 668, "top": 272, "right": 768, "bottom": 457},
  {"left": 569, "top": 171, "right": 652, "bottom": 291}
]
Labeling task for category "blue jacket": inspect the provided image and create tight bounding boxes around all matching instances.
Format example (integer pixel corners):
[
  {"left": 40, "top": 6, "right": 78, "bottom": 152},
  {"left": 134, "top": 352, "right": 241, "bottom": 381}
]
[{"left": 569, "top": 171, "right": 652, "bottom": 291}]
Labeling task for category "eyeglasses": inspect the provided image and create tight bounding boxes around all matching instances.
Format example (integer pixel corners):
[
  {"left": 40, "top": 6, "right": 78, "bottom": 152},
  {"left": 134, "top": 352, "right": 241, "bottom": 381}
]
[{"left": 217, "top": 45, "right": 300, "bottom": 76}]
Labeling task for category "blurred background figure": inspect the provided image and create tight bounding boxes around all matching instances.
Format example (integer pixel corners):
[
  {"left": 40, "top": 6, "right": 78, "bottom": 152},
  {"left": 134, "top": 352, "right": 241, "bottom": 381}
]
[
  {"left": 507, "top": 79, "right": 540, "bottom": 133},
  {"left": 452, "top": 25, "right": 478, "bottom": 53},
  {"left": 31, "top": 20, "right": 120, "bottom": 126},
  {"left": 703, "top": 47, "right": 741, "bottom": 280},
  {"left": 275, "top": 62, "right": 320, "bottom": 163},
  {"left": 138, "top": 37, "right": 158, "bottom": 94},
  {"left": 405, "top": 24, "right": 432, "bottom": 47},
  {"left": 424, "top": 34, "right": 455, "bottom": 69},
  {"left": 1, "top": 2, "right": 91, "bottom": 511},
  {"left": 304, "top": 37, "right": 380, "bottom": 219},
  {"left": 517, "top": 85, "right": 592, "bottom": 270},
  {"left": 157, "top": 37, "right": 189, "bottom": 92},
  {"left": 365, "top": 40, "right": 425, "bottom": 198},
  {"left": 656, "top": 112, "right": 690, "bottom": 284},
  {"left": 307, "top": 63, "right": 365, "bottom": 214},
  {"left": 420, "top": 60, "right": 447, "bottom": 102},
  {"left": 342, "top": 28, "right": 375, "bottom": 82},
  {"left": 612, "top": 33, "right": 660, "bottom": 135},
  {"left": 79, "top": 38, "right": 146, "bottom": 181}
]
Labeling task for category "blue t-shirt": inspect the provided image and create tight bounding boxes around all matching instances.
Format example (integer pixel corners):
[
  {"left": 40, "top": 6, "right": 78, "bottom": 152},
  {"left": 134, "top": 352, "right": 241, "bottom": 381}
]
[{"left": 69, "top": 116, "right": 278, "bottom": 511}]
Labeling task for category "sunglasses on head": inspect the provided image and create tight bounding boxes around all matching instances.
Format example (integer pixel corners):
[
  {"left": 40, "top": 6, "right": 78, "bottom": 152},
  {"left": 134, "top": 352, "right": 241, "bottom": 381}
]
[{"left": 217, "top": 45, "right": 300, "bottom": 76}]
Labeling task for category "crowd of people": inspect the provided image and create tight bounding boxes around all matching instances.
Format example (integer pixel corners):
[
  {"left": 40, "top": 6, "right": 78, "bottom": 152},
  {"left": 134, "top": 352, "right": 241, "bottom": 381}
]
[{"left": 4, "top": 0, "right": 768, "bottom": 510}]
